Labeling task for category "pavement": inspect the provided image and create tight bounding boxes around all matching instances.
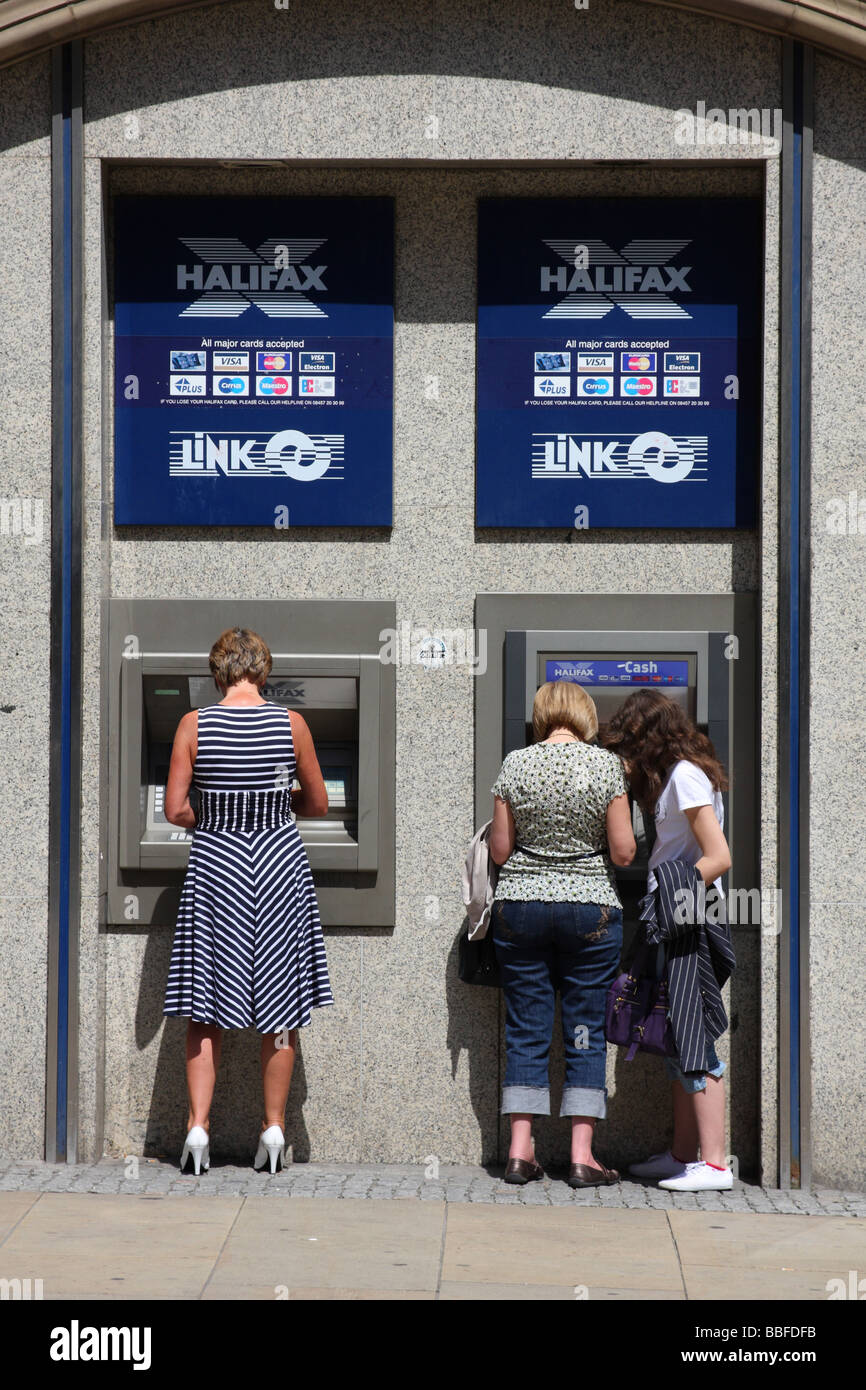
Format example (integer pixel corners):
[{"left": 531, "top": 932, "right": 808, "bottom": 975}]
[{"left": 1, "top": 1159, "right": 864, "bottom": 1300}]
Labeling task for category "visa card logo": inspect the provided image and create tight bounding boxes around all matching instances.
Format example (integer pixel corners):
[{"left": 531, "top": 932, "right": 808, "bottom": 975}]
[
  {"left": 621, "top": 352, "right": 657, "bottom": 373},
  {"left": 663, "top": 351, "right": 700, "bottom": 373},
  {"left": 299, "top": 350, "right": 335, "bottom": 373},
  {"left": 620, "top": 375, "right": 657, "bottom": 397}
]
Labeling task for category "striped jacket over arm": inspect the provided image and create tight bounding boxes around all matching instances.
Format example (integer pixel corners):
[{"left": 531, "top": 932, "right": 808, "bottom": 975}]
[{"left": 638, "top": 858, "right": 736, "bottom": 1075}]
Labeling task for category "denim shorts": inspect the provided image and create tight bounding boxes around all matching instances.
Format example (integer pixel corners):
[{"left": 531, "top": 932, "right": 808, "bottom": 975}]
[{"left": 664, "top": 1041, "right": 726, "bottom": 1092}]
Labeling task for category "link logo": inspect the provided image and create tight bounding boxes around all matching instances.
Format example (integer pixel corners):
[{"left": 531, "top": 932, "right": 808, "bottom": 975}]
[
  {"left": 532, "top": 430, "right": 707, "bottom": 483},
  {"left": 169, "top": 429, "right": 344, "bottom": 481}
]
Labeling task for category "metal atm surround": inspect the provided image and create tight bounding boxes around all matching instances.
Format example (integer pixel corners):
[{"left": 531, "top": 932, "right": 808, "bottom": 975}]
[
  {"left": 104, "top": 599, "right": 396, "bottom": 927},
  {"left": 475, "top": 593, "right": 757, "bottom": 932}
]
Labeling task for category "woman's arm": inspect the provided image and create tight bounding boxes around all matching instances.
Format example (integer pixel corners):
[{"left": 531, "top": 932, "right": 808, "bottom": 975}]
[
  {"left": 489, "top": 795, "right": 516, "bottom": 866},
  {"left": 606, "top": 793, "right": 636, "bottom": 867},
  {"left": 289, "top": 710, "right": 328, "bottom": 818},
  {"left": 164, "top": 711, "right": 198, "bottom": 829},
  {"left": 685, "top": 803, "right": 732, "bottom": 884}
]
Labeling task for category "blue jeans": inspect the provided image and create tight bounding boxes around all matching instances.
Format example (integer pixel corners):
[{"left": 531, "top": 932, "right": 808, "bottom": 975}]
[
  {"left": 664, "top": 1041, "right": 727, "bottom": 1092},
  {"left": 491, "top": 898, "right": 623, "bottom": 1118}
]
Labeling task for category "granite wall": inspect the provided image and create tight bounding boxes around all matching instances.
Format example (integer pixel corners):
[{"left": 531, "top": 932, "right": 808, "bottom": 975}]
[
  {"left": 0, "top": 54, "right": 52, "bottom": 1158},
  {"left": 810, "top": 55, "right": 866, "bottom": 1189},
  {"left": 0, "top": 0, "right": 810, "bottom": 1180}
]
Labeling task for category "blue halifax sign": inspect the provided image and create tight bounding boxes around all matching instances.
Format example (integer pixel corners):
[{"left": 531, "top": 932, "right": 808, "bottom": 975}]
[
  {"left": 545, "top": 659, "right": 689, "bottom": 686},
  {"left": 114, "top": 196, "right": 394, "bottom": 526},
  {"left": 477, "top": 198, "right": 761, "bottom": 528}
]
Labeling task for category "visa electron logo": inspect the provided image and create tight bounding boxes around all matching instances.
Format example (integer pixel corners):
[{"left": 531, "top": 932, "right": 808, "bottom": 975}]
[
  {"left": 177, "top": 237, "right": 328, "bottom": 319},
  {"left": 532, "top": 430, "right": 707, "bottom": 484},
  {"left": 170, "top": 429, "right": 344, "bottom": 481},
  {"left": 540, "top": 239, "right": 692, "bottom": 320}
]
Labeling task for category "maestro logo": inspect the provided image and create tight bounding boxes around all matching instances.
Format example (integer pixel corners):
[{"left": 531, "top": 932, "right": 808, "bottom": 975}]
[
  {"left": 256, "top": 375, "right": 292, "bottom": 396},
  {"left": 621, "top": 375, "right": 657, "bottom": 397}
]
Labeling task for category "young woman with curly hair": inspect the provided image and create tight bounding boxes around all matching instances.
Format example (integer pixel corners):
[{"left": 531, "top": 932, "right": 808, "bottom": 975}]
[{"left": 604, "top": 689, "right": 735, "bottom": 1192}]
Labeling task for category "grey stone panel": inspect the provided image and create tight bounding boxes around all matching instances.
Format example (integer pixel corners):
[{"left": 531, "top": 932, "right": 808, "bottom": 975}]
[
  {"left": 810, "top": 55, "right": 866, "bottom": 1190},
  {"left": 82, "top": 0, "right": 781, "bottom": 164}
]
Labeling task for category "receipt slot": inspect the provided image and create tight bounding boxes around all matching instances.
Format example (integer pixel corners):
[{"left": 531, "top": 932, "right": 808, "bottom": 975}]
[
  {"left": 475, "top": 594, "right": 757, "bottom": 928},
  {"left": 105, "top": 599, "right": 395, "bottom": 927}
]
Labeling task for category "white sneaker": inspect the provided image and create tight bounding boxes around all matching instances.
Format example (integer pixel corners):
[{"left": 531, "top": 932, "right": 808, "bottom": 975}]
[
  {"left": 628, "top": 1149, "right": 688, "bottom": 1180},
  {"left": 659, "top": 1161, "right": 733, "bottom": 1191}
]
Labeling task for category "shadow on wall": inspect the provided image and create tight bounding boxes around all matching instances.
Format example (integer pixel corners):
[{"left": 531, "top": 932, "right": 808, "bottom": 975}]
[
  {"left": 127, "top": 929, "right": 313, "bottom": 1165},
  {"left": 450, "top": 917, "right": 757, "bottom": 1179},
  {"left": 107, "top": 917, "right": 754, "bottom": 1172}
]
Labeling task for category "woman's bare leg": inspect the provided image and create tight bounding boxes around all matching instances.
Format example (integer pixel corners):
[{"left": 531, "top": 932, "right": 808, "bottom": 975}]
[
  {"left": 508, "top": 1114, "right": 536, "bottom": 1162},
  {"left": 186, "top": 1021, "right": 222, "bottom": 1131},
  {"left": 671, "top": 1080, "right": 700, "bottom": 1163},
  {"left": 692, "top": 1075, "right": 726, "bottom": 1168},
  {"left": 261, "top": 1028, "right": 298, "bottom": 1130}
]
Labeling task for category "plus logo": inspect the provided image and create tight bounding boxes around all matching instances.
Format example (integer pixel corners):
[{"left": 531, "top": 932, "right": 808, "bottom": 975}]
[
  {"left": 175, "top": 236, "right": 329, "bottom": 319},
  {"left": 539, "top": 239, "right": 693, "bottom": 320}
]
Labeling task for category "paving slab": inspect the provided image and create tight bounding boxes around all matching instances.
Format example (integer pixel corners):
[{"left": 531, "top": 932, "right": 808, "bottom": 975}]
[
  {"left": 0, "top": 1190, "right": 40, "bottom": 1241},
  {"left": 0, "top": 1193, "right": 242, "bottom": 1299},
  {"left": 202, "top": 1197, "right": 444, "bottom": 1299},
  {"left": 441, "top": 1205, "right": 683, "bottom": 1292},
  {"left": 669, "top": 1211, "right": 866, "bottom": 1274}
]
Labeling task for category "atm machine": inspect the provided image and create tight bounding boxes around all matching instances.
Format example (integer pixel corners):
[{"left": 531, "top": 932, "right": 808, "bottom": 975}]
[
  {"left": 475, "top": 594, "right": 757, "bottom": 931},
  {"left": 105, "top": 599, "right": 396, "bottom": 927}
]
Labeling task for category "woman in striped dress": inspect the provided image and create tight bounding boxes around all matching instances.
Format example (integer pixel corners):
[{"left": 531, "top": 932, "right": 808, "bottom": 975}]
[{"left": 163, "top": 627, "right": 334, "bottom": 1175}]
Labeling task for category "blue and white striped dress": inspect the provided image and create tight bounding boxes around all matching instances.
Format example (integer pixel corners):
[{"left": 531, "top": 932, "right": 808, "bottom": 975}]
[{"left": 163, "top": 702, "right": 334, "bottom": 1033}]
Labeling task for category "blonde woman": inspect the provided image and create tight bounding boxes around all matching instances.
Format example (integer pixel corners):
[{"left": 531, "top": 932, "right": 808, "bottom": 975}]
[
  {"left": 489, "top": 681, "right": 636, "bottom": 1187},
  {"left": 163, "top": 627, "right": 333, "bottom": 1175}
]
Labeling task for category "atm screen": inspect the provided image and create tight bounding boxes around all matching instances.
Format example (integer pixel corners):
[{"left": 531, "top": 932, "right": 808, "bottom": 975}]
[{"left": 540, "top": 651, "right": 697, "bottom": 728}]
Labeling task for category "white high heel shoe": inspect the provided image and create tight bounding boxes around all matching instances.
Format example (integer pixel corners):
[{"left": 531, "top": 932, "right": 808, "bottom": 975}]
[
  {"left": 180, "top": 1125, "right": 210, "bottom": 1175},
  {"left": 253, "top": 1124, "right": 286, "bottom": 1174}
]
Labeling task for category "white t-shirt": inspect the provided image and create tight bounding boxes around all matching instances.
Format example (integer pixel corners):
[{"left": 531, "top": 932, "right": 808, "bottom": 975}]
[{"left": 647, "top": 759, "right": 725, "bottom": 895}]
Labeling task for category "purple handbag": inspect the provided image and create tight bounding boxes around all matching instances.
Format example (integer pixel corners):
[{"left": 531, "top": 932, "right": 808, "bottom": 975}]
[{"left": 605, "top": 943, "right": 677, "bottom": 1060}]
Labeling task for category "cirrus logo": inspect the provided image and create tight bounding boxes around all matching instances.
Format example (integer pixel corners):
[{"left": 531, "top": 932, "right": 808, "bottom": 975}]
[
  {"left": 581, "top": 377, "right": 610, "bottom": 395},
  {"left": 217, "top": 376, "right": 246, "bottom": 395}
]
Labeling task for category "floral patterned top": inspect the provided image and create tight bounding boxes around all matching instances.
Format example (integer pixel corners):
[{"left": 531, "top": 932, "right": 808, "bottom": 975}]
[{"left": 491, "top": 742, "right": 627, "bottom": 905}]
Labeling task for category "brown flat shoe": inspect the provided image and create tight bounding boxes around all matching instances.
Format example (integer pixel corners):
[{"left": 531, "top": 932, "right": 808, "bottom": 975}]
[
  {"left": 568, "top": 1161, "right": 620, "bottom": 1188},
  {"left": 503, "top": 1157, "right": 545, "bottom": 1185}
]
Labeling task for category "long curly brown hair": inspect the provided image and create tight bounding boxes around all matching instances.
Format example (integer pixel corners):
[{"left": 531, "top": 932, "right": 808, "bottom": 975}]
[{"left": 602, "top": 689, "right": 728, "bottom": 814}]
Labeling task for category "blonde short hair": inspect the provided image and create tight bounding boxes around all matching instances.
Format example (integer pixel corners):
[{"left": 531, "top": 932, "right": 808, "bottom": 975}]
[
  {"left": 209, "top": 628, "right": 272, "bottom": 689},
  {"left": 532, "top": 680, "right": 598, "bottom": 743}
]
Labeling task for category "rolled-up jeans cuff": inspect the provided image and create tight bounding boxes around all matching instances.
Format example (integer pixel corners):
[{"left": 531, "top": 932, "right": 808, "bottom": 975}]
[
  {"left": 560, "top": 1086, "right": 607, "bottom": 1119},
  {"left": 501, "top": 1085, "right": 550, "bottom": 1115}
]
